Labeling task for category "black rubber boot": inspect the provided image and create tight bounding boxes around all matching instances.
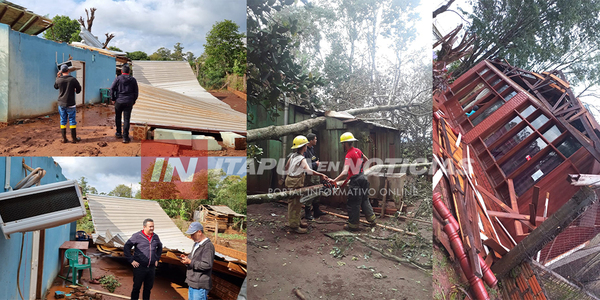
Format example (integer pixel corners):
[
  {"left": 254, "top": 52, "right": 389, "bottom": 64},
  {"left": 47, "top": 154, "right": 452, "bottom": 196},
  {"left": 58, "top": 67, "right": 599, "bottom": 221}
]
[
  {"left": 313, "top": 203, "right": 326, "bottom": 218},
  {"left": 304, "top": 206, "right": 314, "bottom": 220},
  {"left": 61, "top": 128, "right": 69, "bottom": 143},
  {"left": 123, "top": 135, "right": 131, "bottom": 144},
  {"left": 115, "top": 132, "right": 122, "bottom": 138},
  {"left": 70, "top": 128, "right": 81, "bottom": 143}
]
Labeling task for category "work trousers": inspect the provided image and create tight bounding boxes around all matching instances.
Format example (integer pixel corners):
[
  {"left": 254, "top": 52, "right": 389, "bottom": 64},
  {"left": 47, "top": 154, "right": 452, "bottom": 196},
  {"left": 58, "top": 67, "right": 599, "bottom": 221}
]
[
  {"left": 347, "top": 173, "right": 375, "bottom": 229},
  {"left": 131, "top": 265, "right": 155, "bottom": 300},
  {"left": 285, "top": 175, "right": 304, "bottom": 228},
  {"left": 58, "top": 106, "right": 77, "bottom": 128},
  {"left": 115, "top": 102, "right": 133, "bottom": 137}
]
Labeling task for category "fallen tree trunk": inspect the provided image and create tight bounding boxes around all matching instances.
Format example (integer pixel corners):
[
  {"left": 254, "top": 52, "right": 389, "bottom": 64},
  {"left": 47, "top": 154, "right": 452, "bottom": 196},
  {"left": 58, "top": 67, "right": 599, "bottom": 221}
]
[
  {"left": 246, "top": 180, "right": 344, "bottom": 204},
  {"left": 247, "top": 99, "right": 426, "bottom": 142},
  {"left": 247, "top": 116, "right": 327, "bottom": 142}
]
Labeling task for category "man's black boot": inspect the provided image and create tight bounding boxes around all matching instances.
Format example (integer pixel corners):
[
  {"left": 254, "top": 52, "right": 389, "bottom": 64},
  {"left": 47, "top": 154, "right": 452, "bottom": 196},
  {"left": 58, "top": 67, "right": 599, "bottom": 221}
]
[
  {"left": 70, "top": 128, "right": 81, "bottom": 143},
  {"left": 61, "top": 128, "right": 69, "bottom": 143},
  {"left": 123, "top": 135, "right": 131, "bottom": 144},
  {"left": 313, "top": 203, "right": 326, "bottom": 218},
  {"left": 304, "top": 206, "right": 314, "bottom": 220}
]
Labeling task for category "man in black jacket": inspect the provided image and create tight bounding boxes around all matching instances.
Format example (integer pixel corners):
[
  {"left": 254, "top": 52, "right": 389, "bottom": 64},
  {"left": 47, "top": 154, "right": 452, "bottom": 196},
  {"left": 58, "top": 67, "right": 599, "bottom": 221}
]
[
  {"left": 54, "top": 64, "right": 82, "bottom": 143},
  {"left": 180, "top": 222, "right": 214, "bottom": 300},
  {"left": 124, "top": 218, "right": 163, "bottom": 300},
  {"left": 304, "top": 133, "right": 326, "bottom": 220},
  {"left": 111, "top": 64, "right": 138, "bottom": 143}
]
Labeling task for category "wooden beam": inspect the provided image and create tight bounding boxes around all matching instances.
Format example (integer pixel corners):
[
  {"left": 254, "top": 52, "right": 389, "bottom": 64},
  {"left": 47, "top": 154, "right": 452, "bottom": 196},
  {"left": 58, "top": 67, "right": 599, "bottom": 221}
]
[
  {"left": 487, "top": 211, "right": 546, "bottom": 223},
  {"left": 507, "top": 179, "right": 524, "bottom": 235},
  {"left": 0, "top": 5, "right": 8, "bottom": 22},
  {"left": 476, "top": 185, "right": 535, "bottom": 231},
  {"left": 491, "top": 187, "right": 597, "bottom": 279},
  {"left": 530, "top": 186, "right": 540, "bottom": 226},
  {"left": 483, "top": 238, "right": 508, "bottom": 256},
  {"left": 551, "top": 92, "right": 568, "bottom": 112},
  {"left": 567, "top": 110, "right": 586, "bottom": 123},
  {"left": 10, "top": 11, "right": 25, "bottom": 28},
  {"left": 19, "top": 16, "right": 38, "bottom": 34},
  {"left": 32, "top": 23, "right": 52, "bottom": 36}
]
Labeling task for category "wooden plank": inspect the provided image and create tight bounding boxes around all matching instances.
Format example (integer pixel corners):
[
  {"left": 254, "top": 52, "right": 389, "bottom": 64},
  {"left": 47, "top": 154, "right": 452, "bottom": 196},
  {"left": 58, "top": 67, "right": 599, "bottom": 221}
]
[
  {"left": 507, "top": 179, "right": 524, "bottom": 235},
  {"left": 19, "top": 15, "right": 38, "bottom": 33},
  {"left": 476, "top": 186, "right": 536, "bottom": 231},
  {"left": 487, "top": 211, "right": 546, "bottom": 223},
  {"left": 227, "top": 262, "right": 246, "bottom": 275},
  {"left": 9, "top": 11, "right": 24, "bottom": 28},
  {"left": 483, "top": 238, "right": 508, "bottom": 256},
  {"left": 0, "top": 5, "right": 8, "bottom": 22},
  {"left": 551, "top": 92, "right": 568, "bottom": 111},
  {"left": 530, "top": 186, "right": 540, "bottom": 226},
  {"left": 380, "top": 179, "right": 388, "bottom": 218}
]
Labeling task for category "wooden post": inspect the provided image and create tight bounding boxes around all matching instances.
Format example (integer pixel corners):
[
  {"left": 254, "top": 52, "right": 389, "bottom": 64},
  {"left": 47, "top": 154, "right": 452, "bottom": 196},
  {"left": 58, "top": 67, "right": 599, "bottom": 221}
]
[
  {"left": 380, "top": 179, "right": 388, "bottom": 218},
  {"left": 214, "top": 219, "right": 218, "bottom": 244},
  {"left": 530, "top": 186, "right": 540, "bottom": 226},
  {"left": 491, "top": 187, "right": 597, "bottom": 279}
]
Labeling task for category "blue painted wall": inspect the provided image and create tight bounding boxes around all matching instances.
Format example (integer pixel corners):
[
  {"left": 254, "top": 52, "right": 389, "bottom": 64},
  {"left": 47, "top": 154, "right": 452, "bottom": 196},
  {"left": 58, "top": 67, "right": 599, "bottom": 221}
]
[
  {"left": 1, "top": 23, "right": 115, "bottom": 121},
  {"left": 0, "top": 157, "right": 70, "bottom": 300}
]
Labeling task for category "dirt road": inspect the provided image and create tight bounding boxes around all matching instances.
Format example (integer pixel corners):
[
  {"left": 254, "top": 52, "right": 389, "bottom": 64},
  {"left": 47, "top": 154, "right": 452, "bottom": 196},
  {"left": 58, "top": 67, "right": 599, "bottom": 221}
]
[
  {"left": 0, "top": 91, "right": 247, "bottom": 157},
  {"left": 247, "top": 202, "right": 432, "bottom": 300}
]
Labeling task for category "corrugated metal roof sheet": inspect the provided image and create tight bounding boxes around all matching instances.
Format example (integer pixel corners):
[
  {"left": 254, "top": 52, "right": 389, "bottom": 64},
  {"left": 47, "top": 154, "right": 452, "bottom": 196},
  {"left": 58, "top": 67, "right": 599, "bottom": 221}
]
[
  {"left": 130, "top": 61, "right": 246, "bottom": 134},
  {"left": 87, "top": 194, "right": 241, "bottom": 263},
  {"left": 133, "top": 61, "right": 230, "bottom": 109},
  {"left": 131, "top": 83, "right": 246, "bottom": 133},
  {"left": 203, "top": 205, "right": 246, "bottom": 218}
]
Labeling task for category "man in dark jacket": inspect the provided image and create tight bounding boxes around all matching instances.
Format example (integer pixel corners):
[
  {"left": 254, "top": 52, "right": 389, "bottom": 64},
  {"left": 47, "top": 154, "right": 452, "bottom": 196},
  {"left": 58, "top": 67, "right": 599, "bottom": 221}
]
[
  {"left": 54, "top": 64, "right": 82, "bottom": 143},
  {"left": 110, "top": 64, "right": 138, "bottom": 143},
  {"left": 124, "top": 218, "right": 163, "bottom": 300},
  {"left": 303, "top": 133, "right": 326, "bottom": 220},
  {"left": 180, "top": 222, "right": 214, "bottom": 300}
]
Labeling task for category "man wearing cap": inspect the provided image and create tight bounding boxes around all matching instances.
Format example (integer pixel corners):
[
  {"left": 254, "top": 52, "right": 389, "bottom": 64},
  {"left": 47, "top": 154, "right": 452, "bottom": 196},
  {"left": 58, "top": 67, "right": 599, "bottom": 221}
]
[
  {"left": 124, "top": 218, "right": 162, "bottom": 300},
  {"left": 54, "top": 64, "right": 82, "bottom": 143},
  {"left": 180, "top": 222, "right": 215, "bottom": 300},
  {"left": 110, "top": 64, "right": 138, "bottom": 143},
  {"left": 303, "top": 133, "right": 326, "bottom": 220},
  {"left": 331, "top": 132, "right": 376, "bottom": 231}
]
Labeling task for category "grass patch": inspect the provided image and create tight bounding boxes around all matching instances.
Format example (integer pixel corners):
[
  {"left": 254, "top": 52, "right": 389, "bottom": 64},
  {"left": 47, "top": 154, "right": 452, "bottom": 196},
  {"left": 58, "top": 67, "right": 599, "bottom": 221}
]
[{"left": 218, "top": 233, "right": 246, "bottom": 240}]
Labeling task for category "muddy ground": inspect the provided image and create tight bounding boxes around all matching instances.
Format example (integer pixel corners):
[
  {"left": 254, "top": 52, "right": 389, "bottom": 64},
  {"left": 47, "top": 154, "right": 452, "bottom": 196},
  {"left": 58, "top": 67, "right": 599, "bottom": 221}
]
[
  {"left": 246, "top": 202, "right": 432, "bottom": 300},
  {"left": 46, "top": 247, "right": 189, "bottom": 300},
  {"left": 0, "top": 91, "right": 246, "bottom": 157}
]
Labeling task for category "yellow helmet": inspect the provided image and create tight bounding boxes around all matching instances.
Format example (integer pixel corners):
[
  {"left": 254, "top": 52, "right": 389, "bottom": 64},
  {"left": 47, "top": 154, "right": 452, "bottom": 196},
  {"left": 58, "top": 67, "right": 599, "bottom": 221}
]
[
  {"left": 340, "top": 132, "right": 358, "bottom": 143},
  {"left": 291, "top": 135, "right": 309, "bottom": 149}
]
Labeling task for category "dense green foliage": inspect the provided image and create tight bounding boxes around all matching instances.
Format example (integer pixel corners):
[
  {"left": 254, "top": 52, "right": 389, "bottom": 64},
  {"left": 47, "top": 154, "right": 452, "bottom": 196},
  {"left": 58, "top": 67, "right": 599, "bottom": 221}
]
[
  {"left": 43, "top": 15, "right": 80, "bottom": 43},
  {"left": 458, "top": 0, "right": 600, "bottom": 88},
  {"left": 127, "top": 51, "right": 149, "bottom": 60},
  {"left": 197, "top": 20, "right": 247, "bottom": 89},
  {"left": 208, "top": 169, "right": 247, "bottom": 215}
]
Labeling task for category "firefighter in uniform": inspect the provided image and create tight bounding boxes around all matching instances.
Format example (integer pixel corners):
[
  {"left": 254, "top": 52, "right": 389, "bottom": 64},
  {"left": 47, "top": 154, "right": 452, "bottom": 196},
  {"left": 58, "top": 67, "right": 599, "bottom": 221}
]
[
  {"left": 284, "top": 135, "right": 330, "bottom": 233},
  {"left": 303, "top": 133, "right": 326, "bottom": 220},
  {"left": 331, "top": 132, "right": 376, "bottom": 231}
]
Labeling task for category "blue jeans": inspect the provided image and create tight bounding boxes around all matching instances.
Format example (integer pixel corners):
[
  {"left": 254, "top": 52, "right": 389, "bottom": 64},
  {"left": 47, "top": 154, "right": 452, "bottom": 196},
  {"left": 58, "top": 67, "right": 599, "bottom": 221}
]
[
  {"left": 188, "top": 287, "right": 208, "bottom": 300},
  {"left": 58, "top": 106, "right": 77, "bottom": 128}
]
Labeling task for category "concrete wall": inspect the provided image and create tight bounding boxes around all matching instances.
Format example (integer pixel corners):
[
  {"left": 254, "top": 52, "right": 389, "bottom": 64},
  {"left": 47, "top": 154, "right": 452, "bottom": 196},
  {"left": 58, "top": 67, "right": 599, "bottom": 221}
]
[
  {"left": 2, "top": 23, "right": 115, "bottom": 121},
  {"left": 0, "top": 157, "right": 70, "bottom": 300},
  {"left": 0, "top": 25, "right": 8, "bottom": 123}
]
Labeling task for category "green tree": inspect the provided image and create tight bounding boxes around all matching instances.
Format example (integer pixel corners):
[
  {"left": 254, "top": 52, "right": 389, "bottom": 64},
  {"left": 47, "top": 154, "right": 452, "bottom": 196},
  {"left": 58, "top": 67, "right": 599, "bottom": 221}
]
[
  {"left": 127, "top": 51, "right": 149, "bottom": 60},
  {"left": 108, "top": 184, "right": 132, "bottom": 198},
  {"left": 204, "top": 20, "right": 246, "bottom": 82},
  {"left": 149, "top": 47, "right": 172, "bottom": 61},
  {"left": 171, "top": 42, "right": 185, "bottom": 61},
  {"left": 457, "top": 0, "right": 600, "bottom": 87},
  {"left": 108, "top": 46, "right": 122, "bottom": 52},
  {"left": 43, "top": 15, "right": 81, "bottom": 43},
  {"left": 78, "top": 176, "right": 98, "bottom": 196}
]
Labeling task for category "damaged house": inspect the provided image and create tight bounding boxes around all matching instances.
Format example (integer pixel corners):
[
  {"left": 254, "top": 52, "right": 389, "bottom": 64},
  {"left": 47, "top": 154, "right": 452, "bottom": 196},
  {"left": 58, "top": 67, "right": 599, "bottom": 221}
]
[
  {"left": 433, "top": 59, "right": 600, "bottom": 299},
  {"left": 0, "top": 3, "right": 116, "bottom": 124},
  {"left": 0, "top": 157, "right": 86, "bottom": 300}
]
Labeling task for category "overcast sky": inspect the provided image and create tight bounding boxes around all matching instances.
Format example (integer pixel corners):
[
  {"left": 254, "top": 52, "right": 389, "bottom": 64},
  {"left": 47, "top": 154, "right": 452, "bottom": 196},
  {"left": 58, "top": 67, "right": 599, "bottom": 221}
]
[
  {"left": 53, "top": 157, "right": 246, "bottom": 195},
  {"left": 19, "top": 0, "right": 246, "bottom": 57}
]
